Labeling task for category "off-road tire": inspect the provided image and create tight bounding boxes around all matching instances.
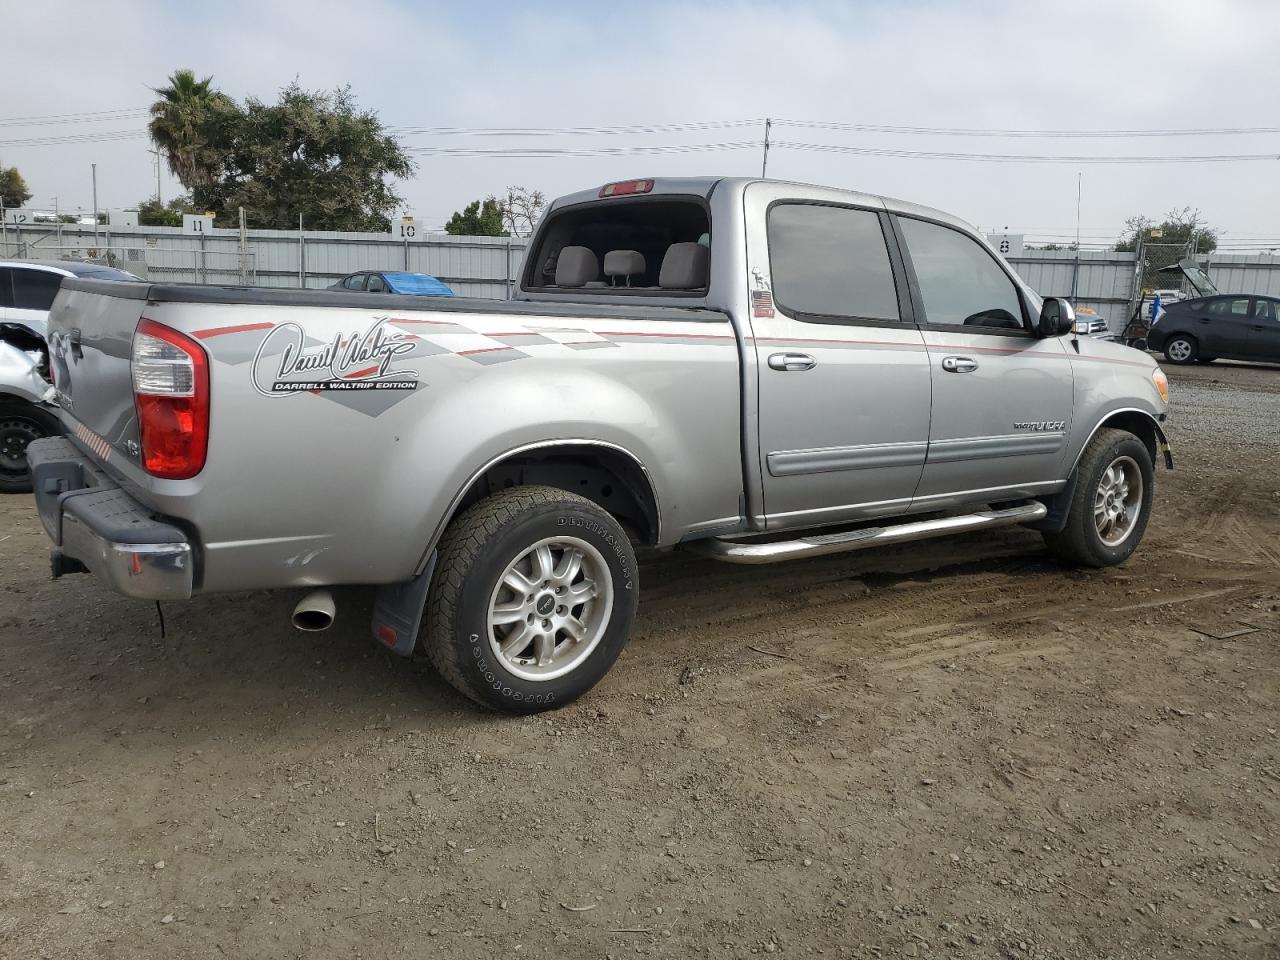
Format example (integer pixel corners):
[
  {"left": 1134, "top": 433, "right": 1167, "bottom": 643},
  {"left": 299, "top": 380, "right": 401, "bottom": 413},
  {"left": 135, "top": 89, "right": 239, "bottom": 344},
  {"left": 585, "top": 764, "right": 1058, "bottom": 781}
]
[
  {"left": 1043, "top": 428, "right": 1154, "bottom": 568},
  {"left": 424, "top": 485, "right": 638, "bottom": 713},
  {"left": 1163, "top": 335, "right": 1198, "bottom": 365},
  {"left": 0, "top": 401, "right": 61, "bottom": 494}
]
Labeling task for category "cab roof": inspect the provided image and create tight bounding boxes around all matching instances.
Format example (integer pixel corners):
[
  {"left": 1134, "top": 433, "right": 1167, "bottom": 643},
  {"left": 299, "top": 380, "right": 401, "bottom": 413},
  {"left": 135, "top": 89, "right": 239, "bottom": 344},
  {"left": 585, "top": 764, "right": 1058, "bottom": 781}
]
[{"left": 547, "top": 177, "right": 976, "bottom": 234}]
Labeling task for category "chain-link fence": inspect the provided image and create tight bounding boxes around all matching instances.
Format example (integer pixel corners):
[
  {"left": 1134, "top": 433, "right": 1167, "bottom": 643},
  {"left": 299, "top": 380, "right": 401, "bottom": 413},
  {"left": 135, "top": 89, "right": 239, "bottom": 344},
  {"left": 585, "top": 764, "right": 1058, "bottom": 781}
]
[{"left": 0, "top": 240, "right": 256, "bottom": 285}]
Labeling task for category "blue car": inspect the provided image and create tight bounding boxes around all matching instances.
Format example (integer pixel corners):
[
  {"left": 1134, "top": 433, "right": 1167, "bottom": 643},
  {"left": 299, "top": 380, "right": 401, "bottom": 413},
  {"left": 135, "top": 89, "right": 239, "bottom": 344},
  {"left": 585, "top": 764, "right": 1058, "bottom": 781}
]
[{"left": 330, "top": 271, "right": 454, "bottom": 297}]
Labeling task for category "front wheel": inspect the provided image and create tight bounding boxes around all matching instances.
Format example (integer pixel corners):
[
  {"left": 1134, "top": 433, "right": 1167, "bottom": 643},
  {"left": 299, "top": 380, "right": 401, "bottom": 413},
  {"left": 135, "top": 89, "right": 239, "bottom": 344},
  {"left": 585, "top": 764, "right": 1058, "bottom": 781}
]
[
  {"left": 1043, "top": 428, "right": 1154, "bottom": 568},
  {"left": 0, "top": 401, "right": 61, "bottom": 494},
  {"left": 1163, "top": 335, "right": 1198, "bottom": 365},
  {"left": 424, "top": 485, "right": 638, "bottom": 713}
]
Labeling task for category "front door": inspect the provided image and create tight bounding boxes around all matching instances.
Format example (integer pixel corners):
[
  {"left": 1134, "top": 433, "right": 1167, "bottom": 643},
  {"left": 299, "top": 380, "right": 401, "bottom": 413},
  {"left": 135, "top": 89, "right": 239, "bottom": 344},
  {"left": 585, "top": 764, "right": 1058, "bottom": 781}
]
[
  {"left": 892, "top": 215, "right": 1075, "bottom": 505},
  {"left": 745, "top": 183, "right": 932, "bottom": 529}
]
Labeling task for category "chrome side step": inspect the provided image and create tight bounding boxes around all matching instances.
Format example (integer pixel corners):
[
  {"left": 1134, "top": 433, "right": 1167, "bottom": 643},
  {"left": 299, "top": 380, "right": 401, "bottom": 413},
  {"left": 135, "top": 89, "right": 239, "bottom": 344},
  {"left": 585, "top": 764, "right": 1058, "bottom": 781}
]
[{"left": 684, "top": 501, "right": 1048, "bottom": 565}]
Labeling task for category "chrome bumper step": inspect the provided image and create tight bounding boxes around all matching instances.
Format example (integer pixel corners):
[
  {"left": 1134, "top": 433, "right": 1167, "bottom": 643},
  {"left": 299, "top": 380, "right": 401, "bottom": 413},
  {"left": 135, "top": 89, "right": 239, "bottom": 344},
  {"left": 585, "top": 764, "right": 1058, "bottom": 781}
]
[{"left": 684, "top": 501, "right": 1048, "bottom": 565}]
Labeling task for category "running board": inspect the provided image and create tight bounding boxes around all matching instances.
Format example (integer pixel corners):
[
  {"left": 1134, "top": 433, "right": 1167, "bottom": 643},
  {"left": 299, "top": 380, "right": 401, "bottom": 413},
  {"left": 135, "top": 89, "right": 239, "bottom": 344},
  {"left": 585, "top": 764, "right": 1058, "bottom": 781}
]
[{"left": 684, "top": 502, "right": 1048, "bottom": 565}]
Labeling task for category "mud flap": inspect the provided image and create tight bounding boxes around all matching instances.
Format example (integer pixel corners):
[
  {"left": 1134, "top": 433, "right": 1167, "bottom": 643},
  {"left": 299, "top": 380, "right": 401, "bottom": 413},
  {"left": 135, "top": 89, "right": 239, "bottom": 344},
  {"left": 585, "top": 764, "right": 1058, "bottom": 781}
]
[
  {"left": 370, "top": 552, "right": 436, "bottom": 657},
  {"left": 1024, "top": 475, "right": 1076, "bottom": 534}
]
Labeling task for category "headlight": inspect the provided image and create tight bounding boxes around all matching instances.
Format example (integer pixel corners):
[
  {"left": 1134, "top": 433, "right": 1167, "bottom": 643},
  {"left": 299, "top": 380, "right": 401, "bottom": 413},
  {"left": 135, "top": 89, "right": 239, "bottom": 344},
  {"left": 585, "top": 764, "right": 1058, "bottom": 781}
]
[{"left": 1152, "top": 368, "right": 1169, "bottom": 404}]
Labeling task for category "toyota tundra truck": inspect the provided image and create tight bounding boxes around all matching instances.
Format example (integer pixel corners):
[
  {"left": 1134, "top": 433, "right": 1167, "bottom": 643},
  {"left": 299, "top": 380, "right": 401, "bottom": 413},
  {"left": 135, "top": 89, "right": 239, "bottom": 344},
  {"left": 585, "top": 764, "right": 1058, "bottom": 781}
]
[{"left": 27, "top": 177, "right": 1172, "bottom": 712}]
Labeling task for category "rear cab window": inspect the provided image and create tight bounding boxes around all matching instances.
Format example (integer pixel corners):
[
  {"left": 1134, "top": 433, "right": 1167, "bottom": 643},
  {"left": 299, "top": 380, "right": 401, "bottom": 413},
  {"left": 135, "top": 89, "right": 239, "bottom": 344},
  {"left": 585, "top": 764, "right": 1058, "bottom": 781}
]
[{"left": 522, "top": 196, "right": 710, "bottom": 296}]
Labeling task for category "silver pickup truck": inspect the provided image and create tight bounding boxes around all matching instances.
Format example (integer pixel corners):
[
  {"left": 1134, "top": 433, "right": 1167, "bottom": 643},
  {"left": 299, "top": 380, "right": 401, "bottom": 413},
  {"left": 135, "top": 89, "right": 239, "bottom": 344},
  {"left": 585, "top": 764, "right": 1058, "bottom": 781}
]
[{"left": 28, "top": 176, "right": 1172, "bottom": 712}]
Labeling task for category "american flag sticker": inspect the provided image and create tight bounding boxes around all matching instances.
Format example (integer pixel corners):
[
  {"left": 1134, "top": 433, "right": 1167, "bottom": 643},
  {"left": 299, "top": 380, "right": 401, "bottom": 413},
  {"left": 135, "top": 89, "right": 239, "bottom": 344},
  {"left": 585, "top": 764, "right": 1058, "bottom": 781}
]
[{"left": 752, "top": 289, "right": 775, "bottom": 318}]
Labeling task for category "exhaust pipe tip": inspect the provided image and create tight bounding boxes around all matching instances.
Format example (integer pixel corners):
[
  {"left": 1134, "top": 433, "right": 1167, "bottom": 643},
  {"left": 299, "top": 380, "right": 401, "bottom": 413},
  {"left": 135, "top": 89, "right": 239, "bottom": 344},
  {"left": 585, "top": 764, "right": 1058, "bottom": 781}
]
[{"left": 292, "top": 589, "right": 335, "bottom": 632}]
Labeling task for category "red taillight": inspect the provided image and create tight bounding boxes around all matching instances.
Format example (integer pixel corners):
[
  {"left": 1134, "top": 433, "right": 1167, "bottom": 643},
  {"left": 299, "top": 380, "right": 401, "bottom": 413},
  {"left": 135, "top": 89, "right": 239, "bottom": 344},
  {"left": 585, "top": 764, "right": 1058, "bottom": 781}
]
[
  {"left": 131, "top": 318, "right": 209, "bottom": 479},
  {"left": 599, "top": 179, "right": 654, "bottom": 198}
]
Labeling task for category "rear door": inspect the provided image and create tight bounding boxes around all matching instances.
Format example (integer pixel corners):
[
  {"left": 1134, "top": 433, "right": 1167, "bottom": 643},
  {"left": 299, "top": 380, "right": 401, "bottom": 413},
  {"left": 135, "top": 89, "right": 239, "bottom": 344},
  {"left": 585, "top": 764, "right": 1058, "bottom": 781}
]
[
  {"left": 892, "top": 215, "right": 1074, "bottom": 504},
  {"left": 745, "top": 183, "right": 932, "bottom": 529},
  {"left": 1249, "top": 298, "right": 1280, "bottom": 361},
  {"left": 1200, "top": 296, "right": 1253, "bottom": 356}
]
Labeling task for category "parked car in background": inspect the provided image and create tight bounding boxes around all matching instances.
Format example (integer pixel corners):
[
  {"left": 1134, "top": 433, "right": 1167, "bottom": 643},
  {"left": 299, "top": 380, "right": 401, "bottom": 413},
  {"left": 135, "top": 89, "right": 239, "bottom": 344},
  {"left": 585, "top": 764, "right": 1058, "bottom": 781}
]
[
  {"left": 0, "top": 259, "right": 140, "bottom": 492},
  {"left": 1072, "top": 306, "right": 1114, "bottom": 339},
  {"left": 330, "top": 271, "right": 454, "bottom": 296},
  {"left": 1148, "top": 294, "right": 1280, "bottom": 364}
]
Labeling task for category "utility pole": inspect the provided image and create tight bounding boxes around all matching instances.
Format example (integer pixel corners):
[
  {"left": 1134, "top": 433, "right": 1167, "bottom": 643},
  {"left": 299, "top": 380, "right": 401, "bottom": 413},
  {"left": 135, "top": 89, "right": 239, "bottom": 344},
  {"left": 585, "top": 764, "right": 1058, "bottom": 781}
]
[
  {"left": 761, "top": 117, "right": 772, "bottom": 178},
  {"left": 148, "top": 149, "right": 162, "bottom": 204},
  {"left": 92, "top": 163, "right": 100, "bottom": 249},
  {"left": 1071, "top": 171, "right": 1081, "bottom": 300}
]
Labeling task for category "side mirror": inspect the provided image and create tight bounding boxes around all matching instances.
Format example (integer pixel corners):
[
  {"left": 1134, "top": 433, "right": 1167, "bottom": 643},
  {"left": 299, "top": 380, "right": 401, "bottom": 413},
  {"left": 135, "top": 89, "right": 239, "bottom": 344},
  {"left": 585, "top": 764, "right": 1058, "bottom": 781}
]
[{"left": 1038, "top": 297, "right": 1076, "bottom": 337}]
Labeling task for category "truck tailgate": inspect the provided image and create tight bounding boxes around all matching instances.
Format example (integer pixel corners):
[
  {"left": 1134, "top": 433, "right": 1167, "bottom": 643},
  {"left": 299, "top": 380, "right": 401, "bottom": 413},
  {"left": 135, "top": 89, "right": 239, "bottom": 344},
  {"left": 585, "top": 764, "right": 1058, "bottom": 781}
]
[{"left": 46, "top": 279, "right": 151, "bottom": 468}]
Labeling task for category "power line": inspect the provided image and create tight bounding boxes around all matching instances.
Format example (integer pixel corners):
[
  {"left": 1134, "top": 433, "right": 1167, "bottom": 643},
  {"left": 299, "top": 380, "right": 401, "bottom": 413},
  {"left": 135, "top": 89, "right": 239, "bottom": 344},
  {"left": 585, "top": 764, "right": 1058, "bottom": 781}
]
[
  {"left": 0, "top": 107, "right": 149, "bottom": 127},
  {"left": 390, "top": 119, "right": 759, "bottom": 138},
  {"left": 774, "top": 119, "right": 1280, "bottom": 138},
  {"left": 775, "top": 140, "right": 1280, "bottom": 164}
]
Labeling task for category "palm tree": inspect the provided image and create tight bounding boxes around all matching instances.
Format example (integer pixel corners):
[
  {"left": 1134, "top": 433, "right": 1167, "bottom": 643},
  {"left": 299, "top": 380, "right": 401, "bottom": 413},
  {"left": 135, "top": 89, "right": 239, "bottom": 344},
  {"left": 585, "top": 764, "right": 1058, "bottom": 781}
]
[{"left": 148, "top": 70, "right": 222, "bottom": 189}]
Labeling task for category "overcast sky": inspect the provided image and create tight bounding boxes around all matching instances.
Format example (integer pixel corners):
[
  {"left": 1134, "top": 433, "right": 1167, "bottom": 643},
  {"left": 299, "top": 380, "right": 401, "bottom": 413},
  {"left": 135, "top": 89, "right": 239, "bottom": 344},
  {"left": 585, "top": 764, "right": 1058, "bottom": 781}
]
[{"left": 3, "top": 0, "right": 1279, "bottom": 247}]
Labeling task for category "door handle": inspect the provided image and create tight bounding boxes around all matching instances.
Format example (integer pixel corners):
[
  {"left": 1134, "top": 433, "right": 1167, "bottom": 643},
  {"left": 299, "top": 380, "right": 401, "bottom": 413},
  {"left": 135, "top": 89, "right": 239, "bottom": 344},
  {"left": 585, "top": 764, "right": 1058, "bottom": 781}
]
[
  {"left": 1198, "top": 317, "right": 1211, "bottom": 324},
  {"left": 768, "top": 352, "right": 816, "bottom": 372},
  {"left": 941, "top": 356, "right": 978, "bottom": 373}
]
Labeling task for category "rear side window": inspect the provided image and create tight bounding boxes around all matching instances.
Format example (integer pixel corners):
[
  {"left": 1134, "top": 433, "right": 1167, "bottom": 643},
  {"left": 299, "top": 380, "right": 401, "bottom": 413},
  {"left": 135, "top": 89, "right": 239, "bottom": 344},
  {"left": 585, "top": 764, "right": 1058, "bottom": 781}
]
[
  {"left": 0, "top": 268, "right": 13, "bottom": 308},
  {"left": 767, "top": 204, "right": 899, "bottom": 324},
  {"left": 899, "top": 218, "right": 1026, "bottom": 332},
  {"left": 11, "top": 269, "right": 63, "bottom": 311},
  {"left": 344, "top": 274, "right": 366, "bottom": 290},
  {"left": 1209, "top": 297, "right": 1249, "bottom": 316},
  {"left": 366, "top": 274, "right": 387, "bottom": 293}
]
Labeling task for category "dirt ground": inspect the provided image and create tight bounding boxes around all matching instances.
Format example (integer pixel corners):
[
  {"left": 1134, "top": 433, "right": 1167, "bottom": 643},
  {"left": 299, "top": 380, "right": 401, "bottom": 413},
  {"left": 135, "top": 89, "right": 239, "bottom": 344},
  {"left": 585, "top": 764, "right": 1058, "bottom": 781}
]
[{"left": 1, "top": 361, "right": 1277, "bottom": 960}]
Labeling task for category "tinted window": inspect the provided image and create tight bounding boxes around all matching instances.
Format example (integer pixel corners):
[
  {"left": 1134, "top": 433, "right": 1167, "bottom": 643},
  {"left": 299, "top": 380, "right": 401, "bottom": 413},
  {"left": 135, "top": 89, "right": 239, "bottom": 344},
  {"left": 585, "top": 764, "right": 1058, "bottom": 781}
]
[
  {"left": 0, "top": 268, "right": 12, "bottom": 308},
  {"left": 12, "top": 269, "right": 63, "bottom": 311},
  {"left": 1254, "top": 299, "right": 1278, "bottom": 322},
  {"left": 1209, "top": 297, "right": 1250, "bottom": 317},
  {"left": 366, "top": 274, "right": 387, "bottom": 293},
  {"left": 767, "top": 204, "right": 899, "bottom": 322},
  {"left": 899, "top": 218, "right": 1025, "bottom": 331},
  {"left": 344, "top": 274, "right": 366, "bottom": 290}
]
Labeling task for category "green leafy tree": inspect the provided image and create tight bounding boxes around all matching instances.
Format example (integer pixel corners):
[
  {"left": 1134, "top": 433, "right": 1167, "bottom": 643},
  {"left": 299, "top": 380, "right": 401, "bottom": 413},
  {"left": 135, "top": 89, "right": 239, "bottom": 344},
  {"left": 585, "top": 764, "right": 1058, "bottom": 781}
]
[
  {"left": 1115, "top": 207, "right": 1218, "bottom": 254},
  {"left": 207, "top": 83, "right": 412, "bottom": 231},
  {"left": 0, "top": 166, "right": 32, "bottom": 208},
  {"left": 136, "top": 194, "right": 198, "bottom": 226},
  {"left": 148, "top": 69, "right": 235, "bottom": 190},
  {"left": 148, "top": 74, "right": 412, "bottom": 230},
  {"left": 445, "top": 197, "right": 508, "bottom": 236}
]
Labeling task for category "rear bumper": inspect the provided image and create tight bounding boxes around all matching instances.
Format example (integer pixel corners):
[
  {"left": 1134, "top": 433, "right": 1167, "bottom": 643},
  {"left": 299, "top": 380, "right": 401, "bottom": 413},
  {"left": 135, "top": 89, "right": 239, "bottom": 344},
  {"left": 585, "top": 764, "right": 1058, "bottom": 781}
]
[{"left": 27, "top": 437, "right": 194, "bottom": 600}]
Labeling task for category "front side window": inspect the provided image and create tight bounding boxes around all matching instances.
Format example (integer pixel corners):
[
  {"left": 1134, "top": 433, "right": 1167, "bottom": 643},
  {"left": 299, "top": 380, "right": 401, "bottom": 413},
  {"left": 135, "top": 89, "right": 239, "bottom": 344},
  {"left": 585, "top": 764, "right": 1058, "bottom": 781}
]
[
  {"left": 1253, "top": 299, "right": 1278, "bottom": 322},
  {"left": 1209, "top": 297, "right": 1250, "bottom": 317},
  {"left": 344, "top": 274, "right": 367, "bottom": 290},
  {"left": 11, "top": 269, "right": 63, "bottom": 311},
  {"left": 767, "top": 204, "right": 899, "bottom": 324},
  {"left": 898, "top": 218, "right": 1026, "bottom": 332},
  {"left": 366, "top": 274, "right": 387, "bottom": 293},
  {"left": 0, "top": 268, "right": 13, "bottom": 308}
]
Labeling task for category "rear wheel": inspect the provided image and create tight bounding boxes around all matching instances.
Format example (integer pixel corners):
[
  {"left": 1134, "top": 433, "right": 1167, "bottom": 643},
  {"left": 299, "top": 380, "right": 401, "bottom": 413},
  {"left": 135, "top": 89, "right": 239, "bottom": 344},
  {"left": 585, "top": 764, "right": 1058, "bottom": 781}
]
[
  {"left": 1163, "top": 335, "right": 1197, "bottom": 364},
  {"left": 0, "top": 401, "right": 60, "bottom": 494},
  {"left": 424, "top": 485, "right": 638, "bottom": 713},
  {"left": 1043, "top": 428, "right": 1154, "bottom": 568}
]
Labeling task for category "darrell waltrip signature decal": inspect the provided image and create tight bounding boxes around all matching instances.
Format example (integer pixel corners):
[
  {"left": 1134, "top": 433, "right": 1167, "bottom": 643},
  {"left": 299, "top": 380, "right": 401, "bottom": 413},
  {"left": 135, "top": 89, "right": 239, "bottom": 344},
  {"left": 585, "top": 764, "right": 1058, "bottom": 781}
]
[{"left": 252, "top": 317, "right": 418, "bottom": 396}]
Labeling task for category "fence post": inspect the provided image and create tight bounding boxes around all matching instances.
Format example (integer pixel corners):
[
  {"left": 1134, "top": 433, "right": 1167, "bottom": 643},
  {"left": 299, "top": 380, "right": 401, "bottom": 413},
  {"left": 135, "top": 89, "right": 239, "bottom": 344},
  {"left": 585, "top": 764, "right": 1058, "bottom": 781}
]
[
  {"left": 199, "top": 231, "right": 207, "bottom": 284},
  {"left": 238, "top": 206, "right": 249, "bottom": 285},
  {"left": 298, "top": 214, "right": 306, "bottom": 289}
]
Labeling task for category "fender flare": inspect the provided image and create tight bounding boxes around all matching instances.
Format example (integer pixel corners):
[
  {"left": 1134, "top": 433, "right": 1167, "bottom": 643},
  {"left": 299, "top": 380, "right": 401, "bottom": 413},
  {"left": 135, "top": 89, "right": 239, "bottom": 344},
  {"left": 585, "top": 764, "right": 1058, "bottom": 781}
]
[
  {"left": 1070, "top": 407, "right": 1173, "bottom": 475},
  {"left": 414, "top": 437, "right": 661, "bottom": 577}
]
